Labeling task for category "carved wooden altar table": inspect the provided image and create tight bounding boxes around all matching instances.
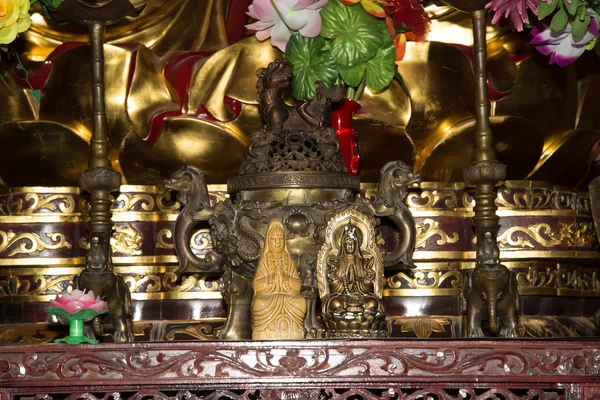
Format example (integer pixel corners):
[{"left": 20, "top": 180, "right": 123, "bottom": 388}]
[{"left": 1, "top": 340, "right": 599, "bottom": 399}]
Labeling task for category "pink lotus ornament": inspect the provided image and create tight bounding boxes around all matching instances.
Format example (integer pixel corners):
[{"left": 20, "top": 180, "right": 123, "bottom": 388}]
[{"left": 47, "top": 289, "right": 108, "bottom": 344}]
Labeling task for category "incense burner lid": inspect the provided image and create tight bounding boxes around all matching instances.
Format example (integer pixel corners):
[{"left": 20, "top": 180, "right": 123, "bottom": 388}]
[{"left": 227, "top": 127, "right": 360, "bottom": 193}]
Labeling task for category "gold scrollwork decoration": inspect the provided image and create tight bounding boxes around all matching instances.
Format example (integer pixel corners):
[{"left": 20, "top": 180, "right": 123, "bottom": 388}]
[
  {"left": 0, "top": 230, "right": 72, "bottom": 257},
  {"left": 486, "top": 223, "right": 596, "bottom": 249},
  {"left": 165, "top": 324, "right": 216, "bottom": 341},
  {"left": 112, "top": 193, "right": 155, "bottom": 212},
  {"left": 156, "top": 229, "right": 174, "bottom": 249},
  {"left": 157, "top": 190, "right": 181, "bottom": 211},
  {"left": 18, "top": 193, "right": 76, "bottom": 214},
  {"left": 406, "top": 190, "right": 458, "bottom": 209},
  {"left": 415, "top": 218, "right": 459, "bottom": 249},
  {"left": 386, "top": 270, "right": 463, "bottom": 289},
  {"left": 392, "top": 317, "right": 453, "bottom": 338},
  {"left": 123, "top": 274, "right": 162, "bottom": 293},
  {"left": 497, "top": 187, "right": 552, "bottom": 210},
  {"left": 191, "top": 229, "right": 213, "bottom": 251},
  {"left": 162, "top": 272, "right": 222, "bottom": 293},
  {"left": 0, "top": 324, "right": 60, "bottom": 343},
  {"left": 0, "top": 274, "right": 74, "bottom": 296},
  {"left": 516, "top": 267, "right": 557, "bottom": 289}
]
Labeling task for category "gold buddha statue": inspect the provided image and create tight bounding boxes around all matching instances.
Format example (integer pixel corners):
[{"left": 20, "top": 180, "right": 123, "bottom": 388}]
[
  {"left": 1, "top": 0, "right": 599, "bottom": 187},
  {"left": 252, "top": 220, "right": 306, "bottom": 340}
]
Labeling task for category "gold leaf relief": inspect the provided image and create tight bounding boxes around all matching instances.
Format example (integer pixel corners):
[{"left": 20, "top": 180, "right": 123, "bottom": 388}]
[
  {"left": 386, "top": 271, "right": 463, "bottom": 289},
  {"left": 406, "top": 190, "right": 458, "bottom": 209},
  {"left": 157, "top": 190, "right": 180, "bottom": 211},
  {"left": 494, "top": 222, "right": 596, "bottom": 249},
  {"left": 0, "top": 325, "right": 60, "bottom": 343},
  {"left": 156, "top": 229, "right": 174, "bottom": 249},
  {"left": 516, "top": 267, "right": 557, "bottom": 288},
  {"left": 0, "top": 231, "right": 72, "bottom": 257},
  {"left": 111, "top": 224, "right": 144, "bottom": 255},
  {"left": 112, "top": 193, "right": 155, "bottom": 212},
  {"left": 162, "top": 272, "right": 222, "bottom": 292},
  {"left": 0, "top": 274, "right": 74, "bottom": 296},
  {"left": 191, "top": 229, "right": 213, "bottom": 251},
  {"left": 415, "top": 218, "right": 459, "bottom": 249},
  {"left": 394, "top": 317, "right": 450, "bottom": 338},
  {"left": 80, "top": 224, "right": 144, "bottom": 255},
  {"left": 123, "top": 275, "right": 162, "bottom": 293},
  {"left": 19, "top": 193, "right": 75, "bottom": 214},
  {"left": 496, "top": 187, "right": 552, "bottom": 210},
  {"left": 165, "top": 324, "right": 215, "bottom": 341}
]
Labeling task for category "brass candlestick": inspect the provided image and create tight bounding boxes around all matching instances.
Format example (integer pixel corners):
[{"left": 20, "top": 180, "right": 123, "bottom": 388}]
[
  {"left": 55, "top": 0, "right": 145, "bottom": 343},
  {"left": 458, "top": 8, "right": 518, "bottom": 338}
]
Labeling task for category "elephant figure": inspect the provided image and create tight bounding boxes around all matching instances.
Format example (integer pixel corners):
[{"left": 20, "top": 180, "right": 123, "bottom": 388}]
[
  {"left": 74, "top": 235, "right": 134, "bottom": 342},
  {"left": 462, "top": 264, "right": 519, "bottom": 338}
]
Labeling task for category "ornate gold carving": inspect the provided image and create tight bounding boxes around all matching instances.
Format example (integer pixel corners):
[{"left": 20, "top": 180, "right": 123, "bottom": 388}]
[
  {"left": 165, "top": 324, "right": 216, "bottom": 341},
  {"left": 0, "top": 231, "right": 72, "bottom": 257},
  {"left": 496, "top": 186, "right": 552, "bottom": 210},
  {"left": 191, "top": 229, "right": 213, "bottom": 251},
  {"left": 157, "top": 190, "right": 181, "bottom": 211},
  {"left": 406, "top": 190, "right": 458, "bottom": 209},
  {"left": 156, "top": 229, "right": 174, "bottom": 249},
  {"left": 494, "top": 223, "right": 596, "bottom": 249},
  {"left": 0, "top": 324, "right": 60, "bottom": 343},
  {"left": 112, "top": 193, "right": 155, "bottom": 212},
  {"left": 10, "top": 193, "right": 76, "bottom": 215},
  {"left": 415, "top": 218, "right": 459, "bottom": 249},
  {"left": 516, "top": 266, "right": 557, "bottom": 290},
  {"left": 162, "top": 273, "right": 222, "bottom": 293},
  {"left": 552, "top": 222, "right": 596, "bottom": 247},
  {"left": 80, "top": 224, "right": 144, "bottom": 255},
  {"left": 111, "top": 224, "right": 144, "bottom": 255},
  {"left": 0, "top": 273, "right": 74, "bottom": 296},
  {"left": 386, "top": 270, "right": 463, "bottom": 290},
  {"left": 393, "top": 317, "right": 453, "bottom": 338},
  {"left": 156, "top": 228, "right": 212, "bottom": 251},
  {"left": 123, "top": 275, "right": 162, "bottom": 293}
]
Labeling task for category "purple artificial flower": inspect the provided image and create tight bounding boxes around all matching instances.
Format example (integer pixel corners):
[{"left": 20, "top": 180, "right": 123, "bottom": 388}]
[
  {"left": 486, "top": 0, "right": 539, "bottom": 31},
  {"left": 530, "top": 10, "right": 599, "bottom": 67}
]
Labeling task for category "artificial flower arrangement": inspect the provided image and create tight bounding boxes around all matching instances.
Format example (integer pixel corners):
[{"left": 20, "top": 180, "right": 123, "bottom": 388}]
[
  {"left": 47, "top": 289, "right": 107, "bottom": 344},
  {"left": 486, "top": 0, "right": 599, "bottom": 65},
  {"left": 246, "top": 0, "right": 429, "bottom": 101},
  {"left": 246, "top": 0, "right": 429, "bottom": 174},
  {"left": 0, "top": 0, "right": 62, "bottom": 51}
]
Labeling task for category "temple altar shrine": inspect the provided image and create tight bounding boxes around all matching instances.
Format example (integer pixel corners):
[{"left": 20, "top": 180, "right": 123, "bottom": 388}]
[{"left": 1, "top": 0, "right": 600, "bottom": 398}]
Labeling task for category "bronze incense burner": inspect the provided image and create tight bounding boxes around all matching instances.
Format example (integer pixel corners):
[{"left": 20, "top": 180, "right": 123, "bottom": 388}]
[{"left": 166, "top": 60, "right": 421, "bottom": 339}]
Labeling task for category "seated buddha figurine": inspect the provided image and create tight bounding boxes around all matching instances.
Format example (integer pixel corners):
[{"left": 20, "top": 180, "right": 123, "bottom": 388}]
[
  {"left": 325, "top": 223, "right": 382, "bottom": 320},
  {"left": 252, "top": 220, "right": 306, "bottom": 340}
]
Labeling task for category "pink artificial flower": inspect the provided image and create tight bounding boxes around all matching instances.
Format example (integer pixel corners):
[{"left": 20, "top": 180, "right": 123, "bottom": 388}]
[
  {"left": 246, "top": 0, "right": 328, "bottom": 52},
  {"left": 530, "top": 11, "right": 599, "bottom": 67},
  {"left": 49, "top": 289, "right": 107, "bottom": 313},
  {"left": 485, "top": 0, "right": 539, "bottom": 31}
]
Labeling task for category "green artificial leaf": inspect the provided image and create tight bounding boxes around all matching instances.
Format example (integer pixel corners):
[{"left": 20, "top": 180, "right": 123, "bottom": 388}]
[
  {"left": 586, "top": 36, "right": 598, "bottom": 50},
  {"left": 286, "top": 35, "right": 339, "bottom": 100},
  {"left": 365, "top": 34, "right": 396, "bottom": 91},
  {"left": 550, "top": 6, "right": 569, "bottom": 31},
  {"left": 537, "top": 0, "right": 559, "bottom": 20},
  {"left": 320, "top": 0, "right": 383, "bottom": 66},
  {"left": 338, "top": 63, "right": 366, "bottom": 87},
  {"left": 563, "top": 0, "right": 580, "bottom": 16},
  {"left": 572, "top": 8, "right": 591, "bottom": 39},
  {"left": 0, "top": 45, "right": 7, "bottom": 53},
  {"left": 47, "top": 306, "right": 106, "bottom": 322}
]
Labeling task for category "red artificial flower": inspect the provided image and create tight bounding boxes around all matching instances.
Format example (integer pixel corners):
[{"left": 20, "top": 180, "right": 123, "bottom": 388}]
[{"left": 384, "top": 0, "right": 430, "bottom": 41}]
